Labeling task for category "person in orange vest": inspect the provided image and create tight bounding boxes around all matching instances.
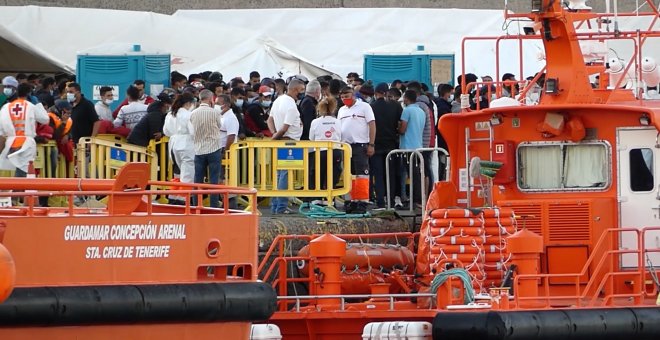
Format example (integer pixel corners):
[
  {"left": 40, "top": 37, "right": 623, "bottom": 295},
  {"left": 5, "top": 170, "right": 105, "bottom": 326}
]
[
  {"left": 0, "top": 83, "right": 50, "bottom": 177},
  {"left": 47, "top": 99, "right": 75, "bottom": 174}
]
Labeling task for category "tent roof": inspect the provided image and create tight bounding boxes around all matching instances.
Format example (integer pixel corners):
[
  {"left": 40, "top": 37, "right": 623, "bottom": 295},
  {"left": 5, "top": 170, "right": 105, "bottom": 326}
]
[
  {"left": 0, "top": 22, "right": 69, "bottom": 73},
  {"left": 0, "top": 6, "right": 337, "bottom": 79}
]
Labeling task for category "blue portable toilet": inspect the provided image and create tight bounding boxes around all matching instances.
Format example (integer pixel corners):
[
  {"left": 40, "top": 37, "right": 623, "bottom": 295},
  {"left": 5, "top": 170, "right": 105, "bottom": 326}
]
[
  {"left": 76, "top": 44, "right": 170, "bottom": 112},
  {"left": 363, "top": 43, "right": 455, "bottom": 93}
]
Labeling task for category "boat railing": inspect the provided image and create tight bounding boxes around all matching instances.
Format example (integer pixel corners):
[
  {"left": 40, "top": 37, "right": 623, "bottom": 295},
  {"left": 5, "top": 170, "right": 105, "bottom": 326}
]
[
  {"left": 0, "top": 177, "right": 258, "bottom": 217},
  {"left": 276, "top": 293, "right": 437, "bottom": 312},
  {"left": 514, "top": 227, "right": 660, "bottom": 308},
  {"left": 258, "top": 232, "right": 417, "bottom": 311}
]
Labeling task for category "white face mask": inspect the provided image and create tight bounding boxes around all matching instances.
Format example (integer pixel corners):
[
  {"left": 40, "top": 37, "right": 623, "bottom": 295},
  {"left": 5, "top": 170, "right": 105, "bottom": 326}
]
[
  {"left": 261, "top": 100, "right": 272, "bottom": 108},
  {"left": 3, "top": 88, "right": 13, "bottom": 96},
  {"left": 235, "top": 99, "right": 244, "bottom": 107},
  {"left": 103, "top": 98, "right": 113, "bottom": 105},
  {"left": 66, "top": 93, "right": 76, "bottom": 103}
]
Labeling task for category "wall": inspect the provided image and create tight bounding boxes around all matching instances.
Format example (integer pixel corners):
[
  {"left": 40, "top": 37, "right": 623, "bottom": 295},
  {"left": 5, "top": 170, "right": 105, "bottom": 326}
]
[{"left": 1, "top": 0, "right": 639, "bottom": 15}]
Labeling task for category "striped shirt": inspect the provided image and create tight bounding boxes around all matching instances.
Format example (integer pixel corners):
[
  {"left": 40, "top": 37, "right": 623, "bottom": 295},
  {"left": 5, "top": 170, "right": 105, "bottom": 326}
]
[{"left": 188, "top": 103, "right": 223, "bottom": 155}]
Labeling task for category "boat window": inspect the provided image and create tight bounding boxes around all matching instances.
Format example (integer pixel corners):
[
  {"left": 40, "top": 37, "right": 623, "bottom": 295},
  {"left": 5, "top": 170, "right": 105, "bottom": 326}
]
[
  {"left": 518, "top": 142, "right": 609, "bottom": 191},
  {"left": 629, "top": 148, "right": 654, "bottom": 192}
]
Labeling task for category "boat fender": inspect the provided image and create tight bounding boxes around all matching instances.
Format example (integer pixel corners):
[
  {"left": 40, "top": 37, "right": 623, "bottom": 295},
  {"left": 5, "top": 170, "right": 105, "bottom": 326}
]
[
  {"left": 432, "top": 307, "right": 660, "bottom": 340},
  {"left": 0, "top": 282, "right": 277, "bottom": 326}
]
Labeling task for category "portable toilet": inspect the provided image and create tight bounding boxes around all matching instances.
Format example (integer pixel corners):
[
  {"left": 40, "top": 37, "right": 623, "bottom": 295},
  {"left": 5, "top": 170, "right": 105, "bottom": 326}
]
[
  {"left": 364, "top": 43, "right": 454, "bottom": 92},
  {"left": 76, "top": 44, "right": 170, "bottom": 112}
]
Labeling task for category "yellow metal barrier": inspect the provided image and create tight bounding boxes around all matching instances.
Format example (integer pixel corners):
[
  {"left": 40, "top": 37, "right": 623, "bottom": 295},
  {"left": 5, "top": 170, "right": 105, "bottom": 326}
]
[
  {"left": 34, "top": 141, "right": 75, "bottom": 178},
  {"left": 76, "top": 137, "right": 157, "bottom": 180},
  {"left": 147, "top": 136, "right": 173, "bottom": 183},
  {"left": 0, "top": 141, "right": 74, "bottom": 178},
  {"left": 226, "top": 140, "right": 352, "bottom": 205}
]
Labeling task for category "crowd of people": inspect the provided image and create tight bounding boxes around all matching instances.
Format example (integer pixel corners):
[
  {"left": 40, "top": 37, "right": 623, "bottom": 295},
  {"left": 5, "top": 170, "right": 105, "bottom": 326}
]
[{"left": 0, "top": 69, "right": 529, "bottom": 211}]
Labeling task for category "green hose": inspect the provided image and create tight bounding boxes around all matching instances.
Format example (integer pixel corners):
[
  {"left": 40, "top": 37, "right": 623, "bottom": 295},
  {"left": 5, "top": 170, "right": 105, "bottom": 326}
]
[
  {"left": 299, "top": 202, "right": 371, "bottom": 219},
  {"left": 429, "top": 268, "right": 475, "bottom": 305}
]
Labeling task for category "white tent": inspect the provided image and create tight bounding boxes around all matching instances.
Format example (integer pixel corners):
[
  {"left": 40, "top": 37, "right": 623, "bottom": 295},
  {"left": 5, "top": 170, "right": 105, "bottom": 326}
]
[
  {"left": 0, "top": 6, "right": 337, "bottom": 79},
  {"left": 174, "top": 8, "right": 547, "bottom": 82}
]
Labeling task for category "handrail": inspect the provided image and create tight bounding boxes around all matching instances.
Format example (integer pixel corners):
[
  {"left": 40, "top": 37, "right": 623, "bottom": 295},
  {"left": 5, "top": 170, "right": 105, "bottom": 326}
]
[
  {"left": 0, "top": 181, "right": 258, "bottom": 217},
  {"left": 513, "top": 227, "right": 656, "bottom": 308},
  {"left": 277, "top": 293, "right": 437, "bottom": 312},
  {"left": 257, "top": 232, "right": 418, "bottom": 310}
]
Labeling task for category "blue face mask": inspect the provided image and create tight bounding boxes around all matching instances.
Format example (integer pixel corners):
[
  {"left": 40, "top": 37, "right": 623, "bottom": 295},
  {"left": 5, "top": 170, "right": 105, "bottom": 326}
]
[
  {"left": 235, "top": 99, "right": 244, "bottom": 107},
  {"left": 297, "top": 93, "right": 305, "bottom": 101},
  {"left": 261, "top": 100, "right": 272, "bottom": 108}
]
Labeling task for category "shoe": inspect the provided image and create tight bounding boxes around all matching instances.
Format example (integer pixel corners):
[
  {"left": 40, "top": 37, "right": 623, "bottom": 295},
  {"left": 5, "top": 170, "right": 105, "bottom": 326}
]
[
  {"left": 394, "top": 196, "right": 404, "bottom": 209},
  {"left": 311, "top": 200, "right": 327, "bottom": 206},
  {"left": 273, "top": 208, "right": 295, "bottom": 215}
]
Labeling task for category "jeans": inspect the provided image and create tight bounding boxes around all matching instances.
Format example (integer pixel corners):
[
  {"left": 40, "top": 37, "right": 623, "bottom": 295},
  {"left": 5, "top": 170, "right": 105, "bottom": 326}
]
[
  {"left": 193, "top": 149, "right": 222, "bottom": 208},
  {"left": 422, "top": 151, "right": 434, "bottom": 196},
  {"left": 369, "top": 150, "right": 398, "bottom": 207},
  {"left": 400, "top": 155, "right": 423, "bottom": 204},
  {"left": 308, "top": 150, "right": 342, "bottom": 190},
  {"left": 270, "top": 170, "right": 289, "bottom": 213}
]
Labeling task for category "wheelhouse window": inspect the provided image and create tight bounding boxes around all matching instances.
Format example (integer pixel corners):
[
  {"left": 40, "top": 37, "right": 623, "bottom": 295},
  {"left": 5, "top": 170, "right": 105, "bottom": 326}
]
[
  {"left": 629, "top": 148, "right": 654, "bottom": 192},
  {"left": 518, "top": 142, "right": 609, "bottom": 191}
]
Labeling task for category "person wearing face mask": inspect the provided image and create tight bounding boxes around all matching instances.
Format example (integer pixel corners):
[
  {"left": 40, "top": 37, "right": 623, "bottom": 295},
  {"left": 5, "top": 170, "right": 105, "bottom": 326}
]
[
  {"left": 112, "top": 80, "right": 155, "bottom": 119},
  {"left": 215, "top": 94, "right": 239, "bottom": 209},
  {"left": 267, "top": 79, "right": 305, "bottom": 214},
  {"left": 244, "top": 85, "right": 273, "bottom": 138},
  {"left": 358, "top": 84, "right": 375, "bottom": 104},
  {"left": 0, "top": 83, "right": 50, "bottom": 177},
  {"left": 171, "top": 72, "right": 188, "bottom": 95},
  {"left": 188, "top": 89, "right": 223, "bottom": 208},
  {"left": 369, "top": 82, "right": 402, "bottom": 209},
  {"left": 45, "top": 99, "right": 75, "bottom": 190},
  {"left": 337, "top": 87, "right": 376, "bottom": 208},
  {"left": 229, "top": 87, "right": 249, "bottom": 139},
  {"left": 0, "top": 76, "right": 19, "bottom": 109},
  {"left": 433, "top": 83, "right": 453, "bottom": 182},
  {"left": 35, "top": 77, "right": 56, "bottom": 108},
  {"left": 94, "top": 86, "right": 114, "bottom": 122},
  {"left": 127, "top": 91, "right": 173, "bottom": 147},
  {"left": 299, "top": 80, "right": 321, "bottom": 141},
  {"left": 165, "top": 91, "right": 195, "bottom": 162},
  {"left": 67, "top": 82, "right": 100, "bottom": 145}
]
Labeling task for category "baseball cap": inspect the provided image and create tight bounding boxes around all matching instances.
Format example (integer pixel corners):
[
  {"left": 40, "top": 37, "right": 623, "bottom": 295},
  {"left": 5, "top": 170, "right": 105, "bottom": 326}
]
[
  {"left": 258, "top": 85, "right": 273, "bottom": 96},
  {"left": 54, "top": 99, "right": 72, "bottom": 111},
  {"left": 2, "top": 76, "right": 18, "bottom": 88},
  {"left": 375, "top": 82, "right": 389, "bottom": 94},
  {"left": 157, "top": 88, "right": 176, "bottom": 104}
]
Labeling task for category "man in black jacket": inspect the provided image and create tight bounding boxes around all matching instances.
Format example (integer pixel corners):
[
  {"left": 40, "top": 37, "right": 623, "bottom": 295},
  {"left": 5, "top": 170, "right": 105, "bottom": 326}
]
[
  {"left": 299, "top": 80, "right": 321, "bottom": 140},
  {"left": 434, "top": 83, "right": 453, "bottom": 181},
  {"left": 127, "top": 91, "right": 174, "bottom": 147},
  {"left": 370, "top": 82, "right": 402, "bottom": 208}
]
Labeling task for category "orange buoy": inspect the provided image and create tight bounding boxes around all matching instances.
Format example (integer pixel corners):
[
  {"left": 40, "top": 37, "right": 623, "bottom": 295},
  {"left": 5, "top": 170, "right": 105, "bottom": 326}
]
[{"left": 0, "top": 242, "right": 15, "bottom": 303}]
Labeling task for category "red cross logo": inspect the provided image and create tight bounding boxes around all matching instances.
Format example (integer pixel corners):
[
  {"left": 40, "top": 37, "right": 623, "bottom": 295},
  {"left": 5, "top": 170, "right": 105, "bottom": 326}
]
[{"left": 11, "top": 103, "right": 24, "bottom": 118}]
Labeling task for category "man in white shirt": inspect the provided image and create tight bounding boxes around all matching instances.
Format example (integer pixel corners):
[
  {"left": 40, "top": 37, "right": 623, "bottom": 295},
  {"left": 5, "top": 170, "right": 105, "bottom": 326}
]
[
  {"left": 188, "top": 89, "right": 223, "bottom": 208},
  {"left": 94, "top": 86, "right": 114, "bottom": 122},
  {"left": 266, "top": 79, "right": 306, "bottom": 214},
  {"left": 337, "top": 87, "right": 376, "bottom": 203},
  {"left": 215, "top": 94, "right": 240, "bottom": 209}
]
